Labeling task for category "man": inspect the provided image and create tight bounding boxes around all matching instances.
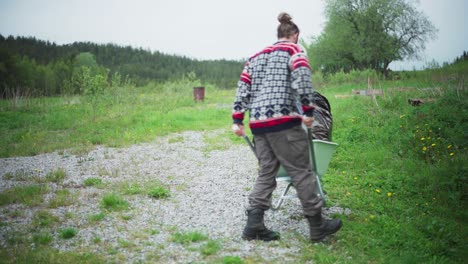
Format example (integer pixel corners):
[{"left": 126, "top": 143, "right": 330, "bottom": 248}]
[{"left": 231, "top": 12, "right": 342, "bottom": 242}]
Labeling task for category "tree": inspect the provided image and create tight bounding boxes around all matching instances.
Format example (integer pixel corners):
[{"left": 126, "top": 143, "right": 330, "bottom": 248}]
[
  {"left": 308, "top": 0, "right": 437, "bottom": 75},
  {"left": 0, "top": 34, "right": 244, "bottom": 91}
]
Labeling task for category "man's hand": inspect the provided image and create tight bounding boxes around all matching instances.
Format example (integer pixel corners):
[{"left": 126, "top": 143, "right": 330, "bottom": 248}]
[
  {"left": 302, "top": 116, "right": 314, "bottom": 128},
  {"left": 231, "top": 124, "right": 245, "bottom": 137}
]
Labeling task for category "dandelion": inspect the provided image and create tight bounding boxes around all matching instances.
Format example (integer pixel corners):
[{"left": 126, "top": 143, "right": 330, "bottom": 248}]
[
  {"left": 447, "top": 145, "right": 452, "bottom": 149},
  {"left": 353, "top": 177, "right": 358, "bottom": 180},
  {"left": 431, "top": 143, "right": 436, "bottom": 147},
  {"left": 375, "top": 189, "right": 381, "bottom": 194},
  {"left": 387, "top": 192, "right": 392, "bottom": 197},
  {"left": 450, "top": 152, "right": 455, "bottom": 157},
  {"left": 421, "top": 137, "right": 425, "bottom": 141},
  {"left": 422, "top": 146, "right": 427, "bottom": 151}
]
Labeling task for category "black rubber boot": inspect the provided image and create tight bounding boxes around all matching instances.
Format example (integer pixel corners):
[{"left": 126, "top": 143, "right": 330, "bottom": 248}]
[
  {"left": 242, "top": 208, "right": 280, "bottom": 241},
  {"left": 306, "top": 213, "right": 342, "bottom": 242}
]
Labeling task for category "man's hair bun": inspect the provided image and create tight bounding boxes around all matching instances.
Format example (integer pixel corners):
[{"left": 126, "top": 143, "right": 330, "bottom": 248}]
[{"left": 278, "top": 12, "right": 292, "bottom": 24}]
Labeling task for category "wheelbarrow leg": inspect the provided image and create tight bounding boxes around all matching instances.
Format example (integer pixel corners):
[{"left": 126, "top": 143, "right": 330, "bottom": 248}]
[
  {"left": 271, "top": 182, "right": 293, "bottom": 211},
  {"left": 315, "top": 174, "right": 325, "bottom": 201}
]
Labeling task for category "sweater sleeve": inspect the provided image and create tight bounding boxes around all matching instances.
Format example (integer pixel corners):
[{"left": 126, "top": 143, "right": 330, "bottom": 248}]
[
  {"left": 232, "top": 62, "right": 251, "bottom": 124},
  {"left": 289, "top": 48, "right": 315, "bottom": 116}
]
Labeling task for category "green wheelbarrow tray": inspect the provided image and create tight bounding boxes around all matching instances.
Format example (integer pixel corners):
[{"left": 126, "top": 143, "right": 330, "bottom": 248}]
[{"left": 272, "top": 139, "right": 338, "bottom": 210}]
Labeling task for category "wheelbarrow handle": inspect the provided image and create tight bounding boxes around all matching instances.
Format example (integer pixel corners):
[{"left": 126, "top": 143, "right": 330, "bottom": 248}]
[{"left": 243, "top": 135, "right": 257, "bottom": 157}]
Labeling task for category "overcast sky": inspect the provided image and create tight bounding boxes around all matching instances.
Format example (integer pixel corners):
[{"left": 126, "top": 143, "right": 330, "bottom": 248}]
[{"left": 0, "top": 0, "right": 467, "bottom": 70}]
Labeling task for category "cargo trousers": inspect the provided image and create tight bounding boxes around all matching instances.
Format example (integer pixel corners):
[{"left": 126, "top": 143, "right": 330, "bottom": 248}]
[{"left": 248, "top": 125, "right": 324, "bottom": 216}]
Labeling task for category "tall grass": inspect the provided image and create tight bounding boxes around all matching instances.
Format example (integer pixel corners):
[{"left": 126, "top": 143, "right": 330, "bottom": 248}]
[{"left": 316, "top": 63, "right": 467, "bottom": 262}]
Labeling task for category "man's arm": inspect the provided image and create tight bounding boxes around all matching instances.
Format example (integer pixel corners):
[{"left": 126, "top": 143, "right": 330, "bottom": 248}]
[
  {"left": 232, "top": 62, "right": 251, "bottom": 136},
  {"left": 289, "top": 49, "right": 315, "bottom": 117}
]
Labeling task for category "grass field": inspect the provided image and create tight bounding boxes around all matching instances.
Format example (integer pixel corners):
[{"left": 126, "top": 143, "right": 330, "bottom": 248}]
[{"left": 0, "top": 63, "right": 466, "bottom": 263}]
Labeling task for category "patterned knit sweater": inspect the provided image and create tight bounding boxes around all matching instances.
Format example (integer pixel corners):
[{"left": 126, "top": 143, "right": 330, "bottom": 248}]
[{"left": 232, "top": 40, "right": 315, "bottom": 135}]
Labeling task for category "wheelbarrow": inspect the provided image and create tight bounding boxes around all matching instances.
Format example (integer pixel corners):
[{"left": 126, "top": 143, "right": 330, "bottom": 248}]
[{"left": 243, "top": 129, "right": 338, "bottom": 210}]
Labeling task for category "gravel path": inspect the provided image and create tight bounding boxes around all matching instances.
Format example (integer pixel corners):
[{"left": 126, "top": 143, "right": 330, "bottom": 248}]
[{"left": 0, "top": 129, "right": 350, "bottom": 263}]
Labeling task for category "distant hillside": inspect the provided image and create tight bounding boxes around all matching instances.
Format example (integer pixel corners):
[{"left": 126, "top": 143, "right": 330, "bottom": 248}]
[{"left": 0, "top": 35, "right": 243, "bottom": 97}]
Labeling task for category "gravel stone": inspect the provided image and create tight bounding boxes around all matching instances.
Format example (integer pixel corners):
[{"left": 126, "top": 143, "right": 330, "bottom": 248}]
[{"left": 0, "top": 129, "right": 350, "bottom": 263}]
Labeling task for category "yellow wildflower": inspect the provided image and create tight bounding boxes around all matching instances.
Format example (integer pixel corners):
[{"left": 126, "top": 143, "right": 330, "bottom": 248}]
[
  {"left": 387, "top": 192, "right": 392, "bottom": 197},
  {"left": 375, "top": 189, "right": 381, "bottom": 194},
  {"left": 431, "top": 143, "right": 436, "bottom": 147},
  {"left": 450, "top": 152, "right": 455, "bottom": 157},
  {"left": 421, "top": 137, "right": 425, "bottom": 141},
  {"left": 422, "top": 146, "right": 427, "bottom": 151},
  {"left": 447, "top": 145, "right": 452, "bottom": 149},
  {"left": 353, "top": 177, "right": 358, "bottom": 180}
]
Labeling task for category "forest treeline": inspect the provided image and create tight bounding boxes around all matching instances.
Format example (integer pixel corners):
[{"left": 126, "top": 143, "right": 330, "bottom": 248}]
[
  {"left": 0, "top": 34, "right": 244, "bottom": 98},
  {"left": 1, "top": 32, "right": 467, "bottom": 99}
]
